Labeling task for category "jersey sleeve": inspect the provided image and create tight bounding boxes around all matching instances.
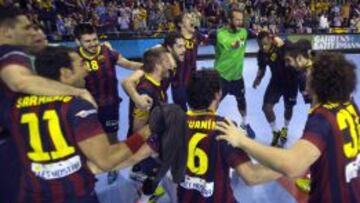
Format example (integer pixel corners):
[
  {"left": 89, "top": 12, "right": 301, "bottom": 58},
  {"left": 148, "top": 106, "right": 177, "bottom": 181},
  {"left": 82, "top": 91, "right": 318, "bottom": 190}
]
[
  {"left": 220, "top": 139, "right": 250, "bottom": 168},
  {"left": 0, "top": 46, "right": 32, "bottom": 71},
  {"left": 301, "top": 113, "right": 331, "bottom": 152},
  {"left": 67, "top": 98, "right": 105, "bottom": 142},
  {"left": 110, "top": 49, "right": 120, "bottom": 62}
]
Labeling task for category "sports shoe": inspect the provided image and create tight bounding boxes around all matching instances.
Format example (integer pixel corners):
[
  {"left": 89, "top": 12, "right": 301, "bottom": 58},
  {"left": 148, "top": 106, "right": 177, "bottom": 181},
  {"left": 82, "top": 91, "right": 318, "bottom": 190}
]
[
  {"left": 107, "top": 170, "right": 118, "bottom": 185},
  {"left": 240, "top": 124, "right": 256, "bottom": 139},
  {"left": 295, "top": 178, "right": 311, "bottom": 193},
  {"left": 271, "top": 131, "right": 281, "bottom": 146},
  {"left": 148, "top": 186, "right": 166, "bottom": 203},
  {"left": 130, "top": 166, "right": 148, "bottom": 182},
  {"left": 279, "top": 127, "right": 288, "bottom": 147},
  {"left": 245, "top": 124, "right": 256, "bottom": 139}
]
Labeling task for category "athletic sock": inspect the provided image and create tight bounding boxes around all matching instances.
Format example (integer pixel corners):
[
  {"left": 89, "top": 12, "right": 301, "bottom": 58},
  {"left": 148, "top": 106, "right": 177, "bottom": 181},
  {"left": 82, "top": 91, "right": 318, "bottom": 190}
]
[{"left": 270, "top": 121, "right": 278, "bottom": 132}]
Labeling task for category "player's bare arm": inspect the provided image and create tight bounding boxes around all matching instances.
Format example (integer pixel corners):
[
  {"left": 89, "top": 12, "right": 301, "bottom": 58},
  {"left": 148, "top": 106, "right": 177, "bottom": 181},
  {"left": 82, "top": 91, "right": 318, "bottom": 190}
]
[
  {"left": 117, "top": 54, "right": 143, "bottom": 70},
  {"left": 252, "top": 64, "right": 266, "bottom": 89},
  {"left": 79, "top": 125, "right": 150, "bottom": 171},
  {"left": 235, "top": 161, "right": 282, "bottom": 185},
  {"left": 89, "top": 142, "right": 155, "bottom": 174},
  {"left": 121, "top": 69, "right": 153, "bottom": 110},
  {"left": 216, "top": 118, "right": 321, "bottom": 178},
  {"left": 0, "top": 64, "right": 97, "bottom": 107}
]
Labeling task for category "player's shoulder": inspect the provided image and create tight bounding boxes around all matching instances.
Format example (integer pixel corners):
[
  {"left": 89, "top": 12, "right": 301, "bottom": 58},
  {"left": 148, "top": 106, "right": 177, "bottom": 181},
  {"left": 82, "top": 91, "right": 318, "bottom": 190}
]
[
  {"left": 0, "top": 45, "right": 29, "bottom": 58},
  {"left": 66, "top": 96, "right": 97, "bottom": 116}
]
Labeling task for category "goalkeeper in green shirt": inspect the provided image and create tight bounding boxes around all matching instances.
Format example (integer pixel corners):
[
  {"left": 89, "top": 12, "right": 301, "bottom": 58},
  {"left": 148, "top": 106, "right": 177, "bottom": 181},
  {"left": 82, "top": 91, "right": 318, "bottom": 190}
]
[{"left": 214, "top": 9, "right": 255, "bottom": 138}]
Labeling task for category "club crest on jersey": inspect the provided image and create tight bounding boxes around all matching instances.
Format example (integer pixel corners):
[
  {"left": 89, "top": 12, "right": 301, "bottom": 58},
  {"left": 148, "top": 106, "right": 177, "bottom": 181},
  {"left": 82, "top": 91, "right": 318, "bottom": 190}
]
[
  {"left": 185, "top": 39, "right": 194, "bottom": 49},
  {"left": 75, "top": 109, "right": 97, "bottom": 118},
  {"left": 270, "top": 53, "right": 277, "bottom": 61}
]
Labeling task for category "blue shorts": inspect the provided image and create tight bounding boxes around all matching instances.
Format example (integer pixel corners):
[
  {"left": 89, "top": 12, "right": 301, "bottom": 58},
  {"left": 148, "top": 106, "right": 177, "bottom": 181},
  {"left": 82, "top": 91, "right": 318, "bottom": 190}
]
[
  {"left": 264, "top": 81, "right": 298, "bottom": 106},
  {"left": 97, "top": 104, "right": 120, "bottom": 133}
]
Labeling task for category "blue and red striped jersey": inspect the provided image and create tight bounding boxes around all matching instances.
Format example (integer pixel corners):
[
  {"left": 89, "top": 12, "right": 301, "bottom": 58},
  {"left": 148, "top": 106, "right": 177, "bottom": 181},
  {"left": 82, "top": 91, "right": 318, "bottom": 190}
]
[
  {"left": 301, "top": 101, "right": 360, "bottom": 203},
  {"left": 2, "top": 95, "right": 104, "bottom": 203},
  {"left": 128, "top": 74, "right": 168, "bottom": 137},
  {"left": 173, "top": 32, "right": 207, "bottom": 87},
  {"left": 77, "top": 44, "right": 122, "bottom": 108},
  {"left": 178, "top": 110, "right": 249, "bottom": 203}
]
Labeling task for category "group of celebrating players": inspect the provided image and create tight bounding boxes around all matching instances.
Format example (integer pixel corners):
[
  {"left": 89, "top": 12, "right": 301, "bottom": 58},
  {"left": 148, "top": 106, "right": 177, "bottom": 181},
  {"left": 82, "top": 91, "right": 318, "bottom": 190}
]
[{"left": 0, "top": 4, "right": 359, "bottom": 203}]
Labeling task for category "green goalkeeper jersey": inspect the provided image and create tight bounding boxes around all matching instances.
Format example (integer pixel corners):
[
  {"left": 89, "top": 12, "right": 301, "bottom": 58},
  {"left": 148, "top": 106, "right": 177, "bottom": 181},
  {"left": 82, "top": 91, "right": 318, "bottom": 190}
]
[{"left": 214, "top": 27, "right": 248, "bottom": 81}]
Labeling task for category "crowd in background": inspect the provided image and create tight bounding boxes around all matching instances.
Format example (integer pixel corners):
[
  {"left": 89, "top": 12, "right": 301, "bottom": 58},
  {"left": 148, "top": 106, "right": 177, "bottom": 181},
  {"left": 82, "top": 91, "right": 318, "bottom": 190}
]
[{"left": 1, "top": 0, "right": 360, "bottom": 39}]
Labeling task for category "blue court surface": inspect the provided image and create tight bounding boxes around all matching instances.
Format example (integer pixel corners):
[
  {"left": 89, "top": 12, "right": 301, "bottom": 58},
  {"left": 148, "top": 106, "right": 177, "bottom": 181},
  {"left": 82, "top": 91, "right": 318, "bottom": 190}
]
[{"left": 94, "top": 53, "right": 360, "bottom": 203}]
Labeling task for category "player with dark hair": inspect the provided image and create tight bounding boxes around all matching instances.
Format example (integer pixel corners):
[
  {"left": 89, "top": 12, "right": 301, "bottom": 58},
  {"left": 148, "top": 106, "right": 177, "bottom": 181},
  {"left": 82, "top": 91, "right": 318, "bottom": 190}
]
[
  {"left": 284, "top": 39, "right": 315, "bottom": 105},
  {"left": 0, "top": 6, "right": 95, "bottom": 202},
  {"left": 214, "top": 9, "right": 255, "bottom": 138},
  {"left": 284, "top": 39, "right": 314, "bottom": 71},
  {"left": 172, "top": 12, "right": 208, "bottom": 111},
  {"left": 217, "top": 52, "right": 360, "bottom": 203},
  {"left": 112, "top": 70, "right": 281, "bottom": 203},
  {"left": 74, "top": 23, "right": 143, "bottom": 183},
  {"left": 122, "top": 31, "right": 186, "bottom": 110},
  {"left": 0, "top": 46, "right": 150, "bottom": 203},
  {"left": 253, "top": 31, "right": 301, "bottom": 147}
]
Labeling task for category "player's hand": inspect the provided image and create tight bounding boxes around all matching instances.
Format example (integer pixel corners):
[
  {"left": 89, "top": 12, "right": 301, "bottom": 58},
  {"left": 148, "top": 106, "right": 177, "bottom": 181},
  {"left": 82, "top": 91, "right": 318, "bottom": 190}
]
[
  {"left": 252, "top": 77, "right": 261, "bottom": 89},
  {"left": 215, "top": 117, "right": 248, "bottom": 148},
  {"left": 78, "top": 89, "right": 98, "bottom": 109},
  {"left": 135, "top": 94, "right": 153, "bottom": 111}
]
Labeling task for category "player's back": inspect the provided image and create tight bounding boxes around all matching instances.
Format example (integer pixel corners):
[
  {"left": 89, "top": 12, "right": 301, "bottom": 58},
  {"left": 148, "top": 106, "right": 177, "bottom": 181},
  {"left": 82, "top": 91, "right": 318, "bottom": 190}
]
[
  {"left": 305, "top": 101, "right": 360, "bottom": 203},
  {"left": 2, "top": 95, "right": 98, "bottom": 203},
  {"left": 178, "top": 110, "right": 249, "bottom": 203}
]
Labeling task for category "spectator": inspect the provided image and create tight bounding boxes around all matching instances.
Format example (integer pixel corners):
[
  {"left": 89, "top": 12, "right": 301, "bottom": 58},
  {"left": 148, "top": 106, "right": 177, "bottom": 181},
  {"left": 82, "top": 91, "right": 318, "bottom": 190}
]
[
  {"left": 333, "top": 13, "right": 343, "bottom": 27},
  {"left": 56, "top": 14, "right": 66, "bottom": 35},
  {"left": 118, "top": 11, "right": 130, "bottom": 31},
  {"left": 319, "top": 12, "right": 330, "bottom": 32}
]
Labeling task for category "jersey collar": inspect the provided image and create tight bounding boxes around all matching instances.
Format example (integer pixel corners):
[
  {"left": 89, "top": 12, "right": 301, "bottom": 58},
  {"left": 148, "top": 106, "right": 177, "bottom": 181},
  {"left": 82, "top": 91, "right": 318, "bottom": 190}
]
[
  {"left": 187, "top": 109, "right": 216, "bottom": 116},
  {"left": 144, "top": 74, "right": 161, "bottom": 87},
  {"left": 79, "top": 46, "right": 101, "bottom": 60}
]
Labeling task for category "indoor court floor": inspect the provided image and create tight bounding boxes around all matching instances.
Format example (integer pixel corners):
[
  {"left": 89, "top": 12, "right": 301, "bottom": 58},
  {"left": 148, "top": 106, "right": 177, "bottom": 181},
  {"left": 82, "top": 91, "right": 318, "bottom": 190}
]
[{"left": 94, "top": 53, "right": 360, "bottom": 203}]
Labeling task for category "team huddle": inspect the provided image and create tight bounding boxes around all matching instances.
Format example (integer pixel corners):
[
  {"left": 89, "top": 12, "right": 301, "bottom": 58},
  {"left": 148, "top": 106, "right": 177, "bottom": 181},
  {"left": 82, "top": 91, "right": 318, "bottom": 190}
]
[{"left": 0, "top": 5, "right": 359, "bottom": 203}]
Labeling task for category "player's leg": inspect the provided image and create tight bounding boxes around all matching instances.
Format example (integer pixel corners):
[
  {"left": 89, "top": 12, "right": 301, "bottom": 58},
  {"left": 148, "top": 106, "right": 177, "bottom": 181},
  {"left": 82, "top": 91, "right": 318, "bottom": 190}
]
[
  {"left": 97, "top": 104, "right": 120, "bottom": 185},
  {"left": 262, "top": 82, "right": 282, "bottom": 146},
  {"left": 230, "top": 78, "right": 256, "bottom": 138},
  {"left": 219, "top": 77, "right": 230, "bottom": 102},
  {"left": 280, "top": 88, "right": 298, "bottom": 146}
]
